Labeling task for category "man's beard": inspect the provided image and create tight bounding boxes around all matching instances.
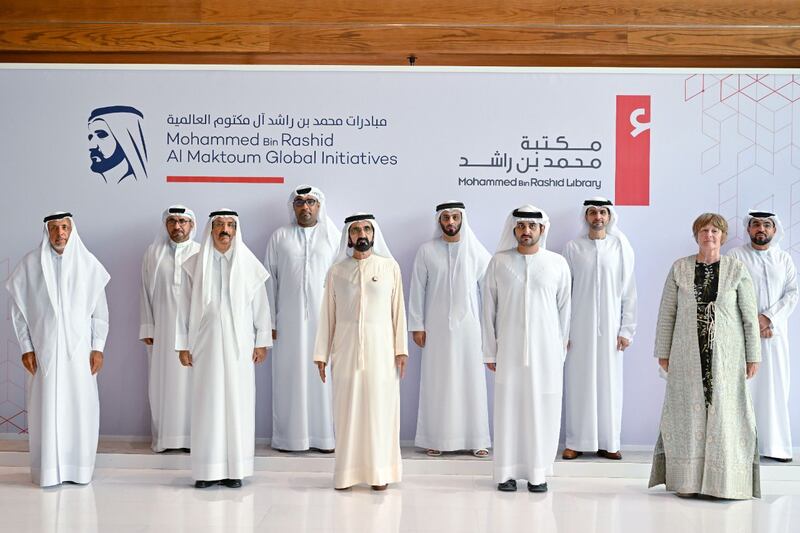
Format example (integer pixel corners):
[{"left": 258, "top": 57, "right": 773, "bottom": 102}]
[
  {"left": 90, "top": 142, "right": 127, "bottom": 175},
  {"left": 440, "top": 220, "right": 462, "bottom": 237},
  {"left": 517, "top": 234, "right": 540, "bottom": 247},
  {"left": 751, "top": 233, "right": 772, "bottom": 246},
  {"left": 350, "top": 237, "right": 374, "bottom": 252},
  {"left": 590, "top": 221, "right": 606, "bottom": 231},
  {"left": 170, "top": 230, "right": 188, "bottom": 243},
  {"left": 297, "top": 211, "right": 317, "bottom": 226}
]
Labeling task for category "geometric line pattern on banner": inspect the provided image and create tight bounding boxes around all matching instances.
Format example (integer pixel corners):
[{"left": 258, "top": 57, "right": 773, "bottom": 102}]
[
  {"left": 1, "top": 257, "right": 27, "bottom": 434},
  {"left": 792, "top": 179, "right": 800, "bottom": 259},
  {"left": 689, "top": 74, "right": 800, "bottom": 236}
]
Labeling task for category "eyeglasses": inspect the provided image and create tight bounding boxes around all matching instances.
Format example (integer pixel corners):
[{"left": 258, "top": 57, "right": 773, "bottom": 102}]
[
  {"left": 293, "top": 198, "right": 319, "bottom": 207},
  {"left": 166, "top": 218, "right": 192, "bottom": 226}
]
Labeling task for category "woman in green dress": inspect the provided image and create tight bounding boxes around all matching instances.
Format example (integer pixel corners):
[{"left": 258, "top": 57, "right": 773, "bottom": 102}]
[{"left": 649, "top": 213, "right": 761, "bottom": 499}]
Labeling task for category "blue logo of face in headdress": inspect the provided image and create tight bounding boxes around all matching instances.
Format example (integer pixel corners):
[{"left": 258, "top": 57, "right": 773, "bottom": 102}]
[{"left": 88, "top": 106, "right": 148, "bottom": 183}]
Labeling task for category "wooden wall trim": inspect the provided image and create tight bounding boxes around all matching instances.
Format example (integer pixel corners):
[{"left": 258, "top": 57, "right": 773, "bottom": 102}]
[{"left": 2, "top": 2, "right": 799, "bottom": 66}]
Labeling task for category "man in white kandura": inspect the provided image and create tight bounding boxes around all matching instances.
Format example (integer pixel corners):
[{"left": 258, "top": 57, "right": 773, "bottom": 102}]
[
  {"left": 409, "top": 201, "right": 492, "bottom": 457},
  {"left": 482, "top": 205, "right": 571, "bottom": 493},
  {"left": 562, "top": 197, "right": 637, "bottom": 461},
  {"left": 6, "top": 212, "right": 110, "bottom": 487},
  {"left": 139, "top": 205, "right": 200, "bottom": 453},
  {"left": 264, "top": 185, "right": 339, "bottom": 453},
  {"left": 314, "top": 213, "right": 409, "bottom": 491},
  {"left": 177, "top": 209, "right": 271, "bottom": 488},
  {"left": 729, "top": 209, "right": 798, "bottom": 462}
]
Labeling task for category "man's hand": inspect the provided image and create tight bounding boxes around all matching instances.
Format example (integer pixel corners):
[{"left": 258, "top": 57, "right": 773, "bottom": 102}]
[
  {"left": 617, "top": 336, "right": 631, "bottom": 351},
  {"left": 316, "top": 361, "right": 327, "bottom": 383},
  {"left": 395, "top": 355, "right": 408, "bottom": 379},
  {"left": 253, "top": 347, "right": 267, "bottom": 364},
  {"left": 272, "top": 329, "right": 277, "bottom": 341},
  {"left": 178, "top": 350, "right": 193, "bottom": 367},
  {"left": 90, "top": 351, "right": 104, "bottom": 375},
  {"left": 21, "top": 352, "right": 37, "bottom": 375},
  {"left": 141, "top": 338, "right": 154, "bottom": 346},
  {"left": 746, "top": 362, "right": 760, "bottom": 380},
  {"left": 485, "top": 362, "right": 496, "bottom": 372},
  {"left": 412, "top": 331, "right": 426, "bottom": 348},
  {"left": 758, "top": 314, "right": 773, "bottom": 338}
]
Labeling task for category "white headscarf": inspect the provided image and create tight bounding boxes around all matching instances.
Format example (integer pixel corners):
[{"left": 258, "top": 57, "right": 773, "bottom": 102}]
[
  {"left": 5, "top": 212, "right": 110, "bottom": 375},
  {"left": 743, "top": 209, "right": 785, "bottom": 248},
  {"left": 495, "top": 205, "right": 551, "bottom": 253},
  {"left": 88, "top": 106, "right": 148, "bottom": 180},
  {"left": 578, "top": 197, "right": 629, "bottom": 242},
  {"left": 579, "top": 197, "right": 636, "bottom": 335},
  {"left": 433, "top": 201, "right": 491, "bottom": 329},
  {"left": 143, "top": 205, "right": 198, "bottom": 301},
  {"left": 186, "top": 209, "right": 269, "bottom": 358},
  {"left": 287, "top": 184, "right": 341, "bottom": 246},
  {"left": 333, "top": 213, "right": 394, "bottom": 264}
]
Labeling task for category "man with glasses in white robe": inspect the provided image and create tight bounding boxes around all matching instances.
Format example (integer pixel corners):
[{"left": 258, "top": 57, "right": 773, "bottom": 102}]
[
  {"left": 264, "top": 185, "right": 339, "bottom": 453},
  {"left": 139, "top": 205, "right": 200, "bottom": 453}
]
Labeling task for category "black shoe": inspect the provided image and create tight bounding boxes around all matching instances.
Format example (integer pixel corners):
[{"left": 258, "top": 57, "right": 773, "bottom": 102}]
[
  {"left": 527, "top": 482, "right": 548, "bottom": 493},
  {"left": 313, "top": 448, "right": 335, "bottom": 454},
  {"left": 194, "top": 480, "right": 218, "bottom": 488},
  {"left": 181, "top": 448, "right": 191, "bottom": 453},
  {"left": 497, "top": 479, "right": 517, "bottom": 492},
  {"left": 222, "top": 479, "right": 242, "bottom": 488},
  {"left": 767, "top": 456, "right": 793, "bottom": 463}
]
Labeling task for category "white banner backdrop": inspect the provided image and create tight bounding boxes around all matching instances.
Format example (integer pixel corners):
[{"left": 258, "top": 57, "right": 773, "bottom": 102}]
[{"left": 1, "top": 66, "right": 798, "bottom": 448}]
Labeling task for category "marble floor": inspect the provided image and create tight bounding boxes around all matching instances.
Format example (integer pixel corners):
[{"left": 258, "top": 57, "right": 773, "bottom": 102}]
[{"left": 1, "top": 467, "right": 798, "bottom": 533}]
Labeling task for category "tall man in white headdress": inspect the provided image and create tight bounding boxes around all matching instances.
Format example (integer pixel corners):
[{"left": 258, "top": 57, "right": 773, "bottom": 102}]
[
  {"left": 562, "top": 198, "right": 637, "bottom": 461},
  {"left": 314, "top": 213, "right": 408, "bottom": 491},
  {"left": 139, "top": 205, "right": 200, "bottom": 452},
  {"left": 482, "top": 206, "right": 570, "bottom": 493},
  {"left": 264, "top": 185, "right": 339, "bottom": 452},
  {"left": 6, "top": 212, "right": 110, "bottom": 487},
  {"left": 729, "top": 210, "right": 798, "bottom": 462},
  {"left": 409, "top": 201, "right": 491, "bottom": 457},
  {"left": 176, "top": 209, "right": 271, "bottom": 488}
]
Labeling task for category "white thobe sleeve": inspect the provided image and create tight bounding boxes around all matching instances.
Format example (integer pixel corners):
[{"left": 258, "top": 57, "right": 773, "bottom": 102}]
[
  {"left": 557, "top": 260, "right": 572, "bottom": 357},
  {"left": 91, "top": 290, "right": 110, "bottom": 352},
  {"left": 264, "top": 235, "right": 279, "bottom": 330},
  {"left": 313, "top": 270, "right": 335, "bottom": 364},
  {"left": 737, "top": 268, "right": 762, "bottom": 363},
  {"left": 561, "top": 244, "right": 575, "bottom": 342},
  {"left": 653, "top": 265, "right": 678, "bottom": 360},
  {"left": 252, "top": 284, "right": 272, "bottom": 348},
  {"left": 618, "top": 258, "right": 638, "bottom": 341},
  {"left": 175, "top": 268, "right": 192, "bottom": 351},
  {"left": 11, "top": 300, "right": 34, "bottom": 354},
  {"left": 139, "top": 256, "right": 155, "bottom": 340},
  {"left": 475, "top": 252, "right": 491, "bottom": 327},
  {"left": 762, "top": 256, "right": 798, "bottom": 336},
  {"left": 407, "top": 246, "right": 427, "bottom": 332},
  {"left": 481, "top": 259, "right": 498, "bottom": 364},
  {"left": 392, "top": 263, "right": 409, "bottom": 356}
]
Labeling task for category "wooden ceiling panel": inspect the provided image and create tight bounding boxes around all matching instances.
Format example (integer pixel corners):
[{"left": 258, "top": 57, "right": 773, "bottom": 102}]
[
  {"left": 0, "top": 0, "right": 201, "bottom": 23},
  {"left": 1, "top": 1, "right": 798, "bottom": 66}
]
